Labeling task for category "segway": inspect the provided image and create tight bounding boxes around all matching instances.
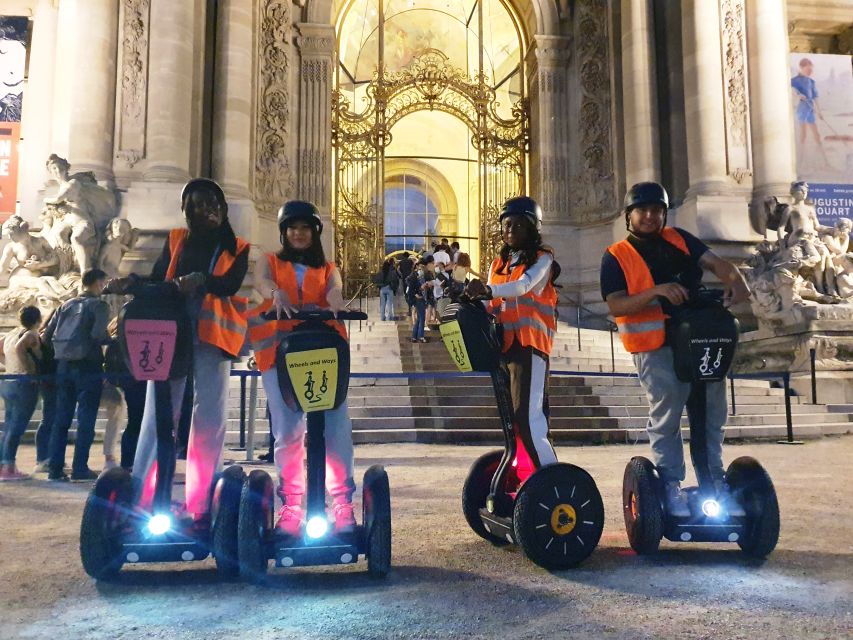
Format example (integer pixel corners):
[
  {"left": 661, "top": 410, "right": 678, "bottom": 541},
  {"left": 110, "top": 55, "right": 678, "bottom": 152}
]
[
  {"left": 79, "top": 281, "right": 246, "bottom": 579},
  {"left": 440, "top": 298, "right": 605, "bottom": 569},
  {"left": 622, "top": 290, "right": 780, "bottom": 557},
  {"left": 237, "top": 309, "right": 391, "bottom": 580}
]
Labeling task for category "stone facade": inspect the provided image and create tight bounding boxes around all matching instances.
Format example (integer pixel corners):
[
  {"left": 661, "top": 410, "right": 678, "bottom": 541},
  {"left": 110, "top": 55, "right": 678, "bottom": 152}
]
[{"left": 1, "top": 0, "right": 851, "bottom": 299}]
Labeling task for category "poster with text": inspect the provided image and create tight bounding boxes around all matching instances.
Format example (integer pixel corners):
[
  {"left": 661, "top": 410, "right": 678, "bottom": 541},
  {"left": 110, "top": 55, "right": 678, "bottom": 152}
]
[
  {"left": 0, "top": 17, "right": 27, "bottom": 222},
  {"left": 790, "top": 53, "right": 853, "bottom": 224}
]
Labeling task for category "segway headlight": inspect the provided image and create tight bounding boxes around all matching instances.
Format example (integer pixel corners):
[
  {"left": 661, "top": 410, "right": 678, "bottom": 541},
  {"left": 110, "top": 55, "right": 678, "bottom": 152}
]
[
  {"left": 306, "top": 516, "right": 329, "bottom": 539},
  {"left": 701, "top": 499, "right": 721, "bottom": 518},
  {"left": 147, "top": 513, "right": 172, "bottom": 536}
]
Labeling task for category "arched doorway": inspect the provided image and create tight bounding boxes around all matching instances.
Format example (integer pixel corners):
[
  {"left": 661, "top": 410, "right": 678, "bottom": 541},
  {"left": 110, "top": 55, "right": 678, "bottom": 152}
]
[{"left": 332, "top": 0, "right": 529, "bottom": 293}]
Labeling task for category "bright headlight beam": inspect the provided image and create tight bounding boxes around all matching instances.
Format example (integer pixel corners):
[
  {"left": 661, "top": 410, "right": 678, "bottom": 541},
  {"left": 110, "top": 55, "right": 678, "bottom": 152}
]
[
  {"left": 306, "top": 516, "right": 328, "bottom": 539},
  {"left": 701, "top": 499, "right": 721, "bottom": 518},
  {"left": 147, "top": 513, "right": 172, "bottom": 535}
]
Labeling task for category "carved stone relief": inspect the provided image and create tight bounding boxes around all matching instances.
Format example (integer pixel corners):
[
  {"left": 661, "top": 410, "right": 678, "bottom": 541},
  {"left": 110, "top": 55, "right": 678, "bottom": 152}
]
[
  {"left": 720, "top": 0, "right": 752, "bottom": 183},
  {"left": 569, "top": 0, "right": 616, "bottom": 225},
  {"left": 115, "top": 0, "right": 150, "bottom": 170},
  {"left": 254, "top": 0, "right": 294, "bottom": 218}
]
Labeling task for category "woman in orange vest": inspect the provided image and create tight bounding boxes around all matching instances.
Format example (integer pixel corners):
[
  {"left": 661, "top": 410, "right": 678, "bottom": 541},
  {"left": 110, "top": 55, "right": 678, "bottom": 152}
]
[
  {"left": 466, "top": 196, "right": 559, "bottom": 476},
  {"left": 249, "top": 201, "right": 353, "bottom": 537},
  {"left": 111, "top": 178, "right": 249, "bottom": 529}
]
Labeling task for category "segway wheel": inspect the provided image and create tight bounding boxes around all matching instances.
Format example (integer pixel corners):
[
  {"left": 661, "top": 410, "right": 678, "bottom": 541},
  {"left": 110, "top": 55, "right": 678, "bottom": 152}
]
[
  {"left": 461, "top": 449, "right": 509, "bottom": 545},
  {"left": 363, "top": 465, "right": 391, "bottom": 578},
  {"left": 80, "top": 467, "right": 134, "bottom": 580},
  {"left": 238, "top": 469, "right": 274, "bottom": 582},
  {"left": 211, "top": 465, "right": 245, "bottom": 579},
  {"left": 513, "top": 463, "right": 604, "bottom": 569},
  {"left": 622, "top": 457, "right": 664, "bottom": 555},
  {"left": 726, "top": 457, "right": 780, "bottom": 557}
]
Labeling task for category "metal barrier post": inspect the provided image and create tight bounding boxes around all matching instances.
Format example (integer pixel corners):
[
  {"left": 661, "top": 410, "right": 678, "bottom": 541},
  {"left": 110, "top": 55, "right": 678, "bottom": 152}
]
[
  {"left": 810, "top": 348, "right": 817, "bottom": 404},
  {"left": 576, "top": 306, "right": 581, "bottom": 351},
  {"left": 238, "top": 373, "right": 247, "bottom": 450},
  {"left": 246, "top": 373, "right": 258, "bottom": 462},
  {"left": 609, "top": 328, "right": 615, "bottom": 372},
  {"left": 729, "top": 374, "right": 736, "bottom": 415},
  {"left": 778, "top": 372, "right": 803, "bottom": 445}
]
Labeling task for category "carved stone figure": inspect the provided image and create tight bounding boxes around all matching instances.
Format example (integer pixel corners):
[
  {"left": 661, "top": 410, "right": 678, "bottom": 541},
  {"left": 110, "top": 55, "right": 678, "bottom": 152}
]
[
  {"left": 0, "top": 154, "right": 136, "bottom": 314},
  {"left": 746, "top": 184, "right": 853, "bottom": 329}
]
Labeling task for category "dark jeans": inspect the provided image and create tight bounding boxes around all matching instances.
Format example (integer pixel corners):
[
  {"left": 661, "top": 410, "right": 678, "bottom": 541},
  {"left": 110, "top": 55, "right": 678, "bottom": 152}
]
[
  {"left": 35, "top": 380, "right": 57, "bottom": 462},
  {"left": 412, "top": 299, "right": 427, "bottom": 340},
  {"left": 118, "top": 378, "right": 147, "bottom": 469},
  {"left": 1, "top": 379, "right": 40, "bottom": 464},
  {"left": 48, "top": 360, "right": 103, "bottom": 475}
]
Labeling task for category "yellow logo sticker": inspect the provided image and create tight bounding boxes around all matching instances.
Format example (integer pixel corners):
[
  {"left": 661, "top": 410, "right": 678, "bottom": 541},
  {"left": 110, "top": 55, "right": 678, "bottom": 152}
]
[
  {"left": 439, "top": 320, "right": 473, "bottom": 372},
  {"left": 284, "top": 347, "right": 339, "bottom": 412},
  {"left": 550, "top": 503, "right": 577, "bottom": 536}
]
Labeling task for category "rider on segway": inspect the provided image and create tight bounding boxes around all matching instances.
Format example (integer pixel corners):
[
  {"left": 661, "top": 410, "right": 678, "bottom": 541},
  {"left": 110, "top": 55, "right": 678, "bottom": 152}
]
[
  {"left": 600, "top": 182, "right": 751, "bottom": 515},
  {"left": 248, "top": 200, "right": 354, "bottom": 538}
]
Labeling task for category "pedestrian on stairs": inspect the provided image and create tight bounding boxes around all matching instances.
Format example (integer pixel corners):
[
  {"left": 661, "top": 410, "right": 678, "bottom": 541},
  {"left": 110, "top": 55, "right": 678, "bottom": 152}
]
[
  {"left": 465, "top": 196, "right": 560, "bottom": 477},
  {"left": 373, "top": 257, "right": 399, "bottom": 321},
  {"left": 248, "top": 200, "right": 356, "bottom": 537},
  {"left": 599, "top": 182, "right": 750, "bottom": 516}
]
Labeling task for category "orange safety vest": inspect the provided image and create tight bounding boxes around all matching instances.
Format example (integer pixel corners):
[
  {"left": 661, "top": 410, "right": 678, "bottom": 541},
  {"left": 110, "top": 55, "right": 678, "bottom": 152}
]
[
  {"left": 606, "top": 227, "right": 690, "bottom": 353},
  {"left": 165, "top": 228, "right": 249, "bottom": 357},
  {"left": 248, "top": 255, "right": 347, "bottom": 372},
  {"left": 487, "top": 250, "right": 558, "bottom": 355}
]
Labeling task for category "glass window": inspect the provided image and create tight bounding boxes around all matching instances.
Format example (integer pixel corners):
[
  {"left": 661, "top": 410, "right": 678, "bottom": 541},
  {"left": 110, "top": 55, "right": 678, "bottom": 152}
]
[{"left": 384, "top": 175, "right": 439, "bottom": 254}]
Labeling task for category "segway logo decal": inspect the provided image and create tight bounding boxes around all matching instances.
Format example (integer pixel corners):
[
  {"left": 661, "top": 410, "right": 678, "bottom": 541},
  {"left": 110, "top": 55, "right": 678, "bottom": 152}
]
[
  {"left": 285, "top": 348, "right": 339, "bottom": 412},
  {"left": 439, "top": 321, "right": 473, "bottom": 372},
  {"left": 123, "top": 320, "right": 178, "bottom": 381}
]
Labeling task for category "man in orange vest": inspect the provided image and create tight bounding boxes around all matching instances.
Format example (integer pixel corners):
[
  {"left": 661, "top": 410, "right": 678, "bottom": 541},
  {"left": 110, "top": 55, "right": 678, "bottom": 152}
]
[
  {"left": 600, "top": 182, "right": 750, "bottom": 516},
  {"left": 110, "top": 178, "right": 249, "bottom": 529},
  {"left": 466, "top": 196, "right": 560, "bottom": 477}
]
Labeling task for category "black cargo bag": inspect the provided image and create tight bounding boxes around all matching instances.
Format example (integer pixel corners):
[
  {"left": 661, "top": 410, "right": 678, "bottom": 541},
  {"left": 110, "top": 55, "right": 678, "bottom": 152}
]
[
  {"left": 439, "top": 302, "right": 502, "bottom": 373},
  {"left": 667, "top": 300, "right": 739, "bottom": 384}
]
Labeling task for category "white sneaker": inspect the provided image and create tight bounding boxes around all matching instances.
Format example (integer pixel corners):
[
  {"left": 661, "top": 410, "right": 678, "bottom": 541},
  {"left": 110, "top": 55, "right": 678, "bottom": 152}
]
[
  {"left": 665, "top": 481, "right": 691, "bottom": 517},
  {"left": 103, "top": 459, "right": 118, "bottom": 472},
  {"left": 32, "top": 460, "right": 50, "bottom": 474}
]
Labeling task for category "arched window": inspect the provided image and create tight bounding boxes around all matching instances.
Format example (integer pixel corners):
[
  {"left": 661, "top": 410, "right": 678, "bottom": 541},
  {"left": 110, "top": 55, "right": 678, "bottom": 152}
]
[{"left": 383, "top": 174, "right": 439, "bottom": 253}]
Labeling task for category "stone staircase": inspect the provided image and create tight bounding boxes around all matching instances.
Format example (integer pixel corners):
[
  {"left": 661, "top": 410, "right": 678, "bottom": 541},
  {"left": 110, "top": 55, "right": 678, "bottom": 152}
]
[{"left": 11, "top": 301, "right": 853, "bottom": 448}]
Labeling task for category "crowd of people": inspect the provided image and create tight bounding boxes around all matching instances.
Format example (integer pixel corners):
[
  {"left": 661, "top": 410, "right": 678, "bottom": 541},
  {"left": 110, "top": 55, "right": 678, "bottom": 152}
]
[{"left": 371, "top": 239, "right": 479, "bottom": 342}]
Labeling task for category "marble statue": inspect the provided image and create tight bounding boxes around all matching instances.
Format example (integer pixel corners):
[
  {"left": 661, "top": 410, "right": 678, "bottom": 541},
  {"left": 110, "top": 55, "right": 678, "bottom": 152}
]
[
  {"left": 746, "top": 182, "right": 853, "bottom": 327},
  {"left": 0, "top": 154, "right": 136, "bottom": 314}
]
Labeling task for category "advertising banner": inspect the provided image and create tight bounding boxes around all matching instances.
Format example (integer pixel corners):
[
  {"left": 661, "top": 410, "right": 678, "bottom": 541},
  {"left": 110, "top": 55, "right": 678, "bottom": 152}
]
[
  {"left": 789, "top": 53, "right": 853, "bottom": 225},
  {"left": 0, "top": 17, "right": 27, "bottom": 222}
]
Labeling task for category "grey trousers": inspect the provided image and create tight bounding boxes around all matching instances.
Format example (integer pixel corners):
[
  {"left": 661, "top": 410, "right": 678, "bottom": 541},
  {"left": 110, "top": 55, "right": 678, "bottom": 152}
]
[{"left": 632, "top": 346, "right": 728, "bottom": 483}]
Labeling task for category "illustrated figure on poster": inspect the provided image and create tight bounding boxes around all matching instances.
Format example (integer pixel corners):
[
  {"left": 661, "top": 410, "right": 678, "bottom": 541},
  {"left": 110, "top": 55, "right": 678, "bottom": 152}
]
[
  {"left": 0, "top": 18, "right": 26, "bottom": 123},
  {"left": 791, "top": 58, "right": 833, "bottom": 172}
]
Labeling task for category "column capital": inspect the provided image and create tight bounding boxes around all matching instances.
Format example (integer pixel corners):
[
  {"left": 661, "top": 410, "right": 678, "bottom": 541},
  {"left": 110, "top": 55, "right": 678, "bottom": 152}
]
[
  {"left": 295, "top": 22, "right": 335, "bottom": 56},
  {"left": 528, "top": 34, "right": 571, "bottom": 70}
]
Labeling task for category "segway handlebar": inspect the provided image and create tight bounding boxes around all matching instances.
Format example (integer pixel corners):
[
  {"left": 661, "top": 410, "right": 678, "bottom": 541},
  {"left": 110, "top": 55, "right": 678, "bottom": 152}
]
[{"left": 261, "top": 309, "right": 368, "bottom": 321}]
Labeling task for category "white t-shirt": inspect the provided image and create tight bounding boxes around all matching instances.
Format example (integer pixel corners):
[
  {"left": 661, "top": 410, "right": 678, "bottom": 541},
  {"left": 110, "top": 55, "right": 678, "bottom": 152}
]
[{"left": 432, "top": 250, "right": 451, "bottom": 266}]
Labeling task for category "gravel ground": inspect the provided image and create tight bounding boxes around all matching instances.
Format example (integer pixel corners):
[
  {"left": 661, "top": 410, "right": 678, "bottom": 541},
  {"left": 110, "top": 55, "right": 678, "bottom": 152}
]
[{"left": 1, "top": 438, "right": 851, "bottom": 640}]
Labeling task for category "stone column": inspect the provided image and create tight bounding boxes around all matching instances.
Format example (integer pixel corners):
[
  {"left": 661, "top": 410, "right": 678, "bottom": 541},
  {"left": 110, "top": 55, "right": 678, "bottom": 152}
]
[
  {"left": 621, "top": 0, "right": 660, "bottom": 186},
  {"left": 143, "top": 0, "right": 195, "bottom": 182},
  {"left": 745, "top": 0, "right": 795, "bottom": 213},
  {"left": 212, "top": 0, "right": 256, "bottom": 242},
  {"left": 64, "top": 0, "right": 119, "bottom": 184},
  {"left": 527, "top": 35, "right": 571, "bottom": 223},
  {"left": 19, "top": 0, "right": 59, "bottom": 223},
  {"left": 295, "top": 23, "right": 335, "bottom": 255},
  {"left": 681, "top": 0, "right": 728, "bottom": 195}
]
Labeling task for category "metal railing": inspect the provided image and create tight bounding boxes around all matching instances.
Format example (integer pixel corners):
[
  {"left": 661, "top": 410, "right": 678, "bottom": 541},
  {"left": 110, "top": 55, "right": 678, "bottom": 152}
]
[{"left": 559, "top": 293, "right": 620, "bottom": 373}]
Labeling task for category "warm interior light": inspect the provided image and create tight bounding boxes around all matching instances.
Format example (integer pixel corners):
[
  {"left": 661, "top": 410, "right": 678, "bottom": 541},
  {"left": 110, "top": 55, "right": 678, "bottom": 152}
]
[{"left": 306, "top": 516, "right": 329, "bottom": 539}]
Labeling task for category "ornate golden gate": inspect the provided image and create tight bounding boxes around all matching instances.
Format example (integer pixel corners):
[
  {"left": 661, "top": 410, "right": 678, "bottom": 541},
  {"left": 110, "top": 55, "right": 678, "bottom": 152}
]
[{"left": 332, "top": 47, "right": 528, "bottom": 295}]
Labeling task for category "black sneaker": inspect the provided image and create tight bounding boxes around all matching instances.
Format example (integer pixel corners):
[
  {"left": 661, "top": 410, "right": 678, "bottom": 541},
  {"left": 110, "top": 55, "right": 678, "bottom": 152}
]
[
  {"left": 48, "top": 469, "right": 69, "bottom": 482},
  {"left": 70, "top": 468, "right": 99, "bottom": 482}
]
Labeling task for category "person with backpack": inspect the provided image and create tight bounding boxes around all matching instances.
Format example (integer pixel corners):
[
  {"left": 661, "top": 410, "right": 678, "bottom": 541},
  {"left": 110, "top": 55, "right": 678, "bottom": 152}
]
[
  {"left": 43, "top": 268, "right": 111, "bottom": 481},
  {"left": 0, "top": 305, "right": 44, "bottom": 480},
  {"left": 374, "top": 257, "right": 399, "bottom": 321},
  {"left": 406, "top": 258, "right": 432, "bottom": 343}
]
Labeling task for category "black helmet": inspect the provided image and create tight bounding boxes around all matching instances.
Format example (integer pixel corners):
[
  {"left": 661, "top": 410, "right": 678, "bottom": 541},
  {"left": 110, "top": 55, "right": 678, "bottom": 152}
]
[
  {"left": 499, "top": 196, "right": 542, "bottom": 229},
  {"left": 624, "top": 182, "right": 669, "bottom": 212},
  {"left": 180, "top": 178, "right": 226, "bottom": 211},
  {"left": 277, "top": 200, "right": 323, "bottom": 234}
]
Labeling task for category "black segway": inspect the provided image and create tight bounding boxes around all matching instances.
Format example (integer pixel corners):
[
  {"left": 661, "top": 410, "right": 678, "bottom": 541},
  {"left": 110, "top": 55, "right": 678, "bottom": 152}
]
[
  {"left": 79, "top": 281, "right": 246, "bottom": 579},
  {"left": 237, "top": 309, "right": 391, "bottom": 580},
  {"left": 622, "top": 290, "right": 780, "bottom": 557},
  {"left": 440, "top": 299, "right": 605, "bottom": 569}
]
